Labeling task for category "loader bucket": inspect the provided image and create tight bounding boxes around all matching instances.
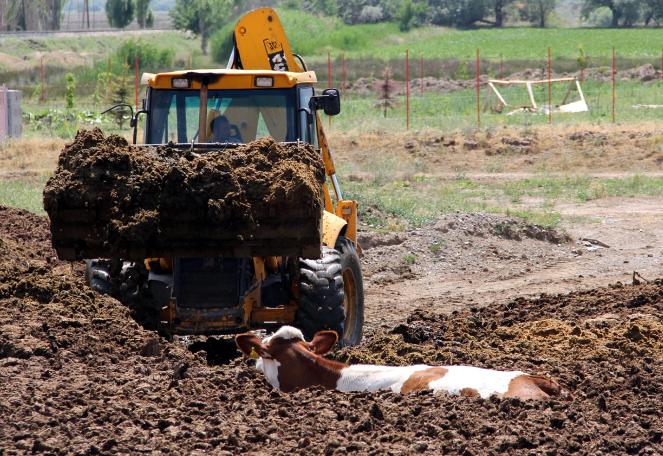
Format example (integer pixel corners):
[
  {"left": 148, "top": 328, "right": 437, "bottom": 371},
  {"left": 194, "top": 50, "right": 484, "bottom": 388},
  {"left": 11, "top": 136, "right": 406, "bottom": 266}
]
[{"left": 43, "top": 129, "right": 324, "bottom": 261}]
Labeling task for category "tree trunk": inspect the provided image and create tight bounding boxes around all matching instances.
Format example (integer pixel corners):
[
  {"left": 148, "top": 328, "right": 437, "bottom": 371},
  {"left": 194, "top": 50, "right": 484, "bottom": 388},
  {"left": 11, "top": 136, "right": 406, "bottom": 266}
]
[
  {"left": 610, "top": 8, "right": 620, "bottom": 27},
  {"left": 494, "top": 0, "right": 504, "bottom": 27},
  {"left": 200, "top": 19, "right": 208, "bottom": 55}
]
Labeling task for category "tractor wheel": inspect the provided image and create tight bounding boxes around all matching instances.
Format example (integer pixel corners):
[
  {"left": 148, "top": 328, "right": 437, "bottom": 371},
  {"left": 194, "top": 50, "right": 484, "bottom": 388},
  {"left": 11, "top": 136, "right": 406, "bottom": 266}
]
[
  {"left": 335, "top": 236, "right": 364, "bottom": 346},
  {"left": 296, "top": 237, "right": 364, "bottom": 347}
]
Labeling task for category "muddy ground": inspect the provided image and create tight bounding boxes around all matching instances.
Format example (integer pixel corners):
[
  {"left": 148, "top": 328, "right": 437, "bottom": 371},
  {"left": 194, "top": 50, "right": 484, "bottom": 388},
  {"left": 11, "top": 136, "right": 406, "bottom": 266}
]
[
  {"left": 43, "top": 129, "right": 324, "bottom": 260},
  {"left": 1, "top": 206, "right": 662, "bottom": 454}
]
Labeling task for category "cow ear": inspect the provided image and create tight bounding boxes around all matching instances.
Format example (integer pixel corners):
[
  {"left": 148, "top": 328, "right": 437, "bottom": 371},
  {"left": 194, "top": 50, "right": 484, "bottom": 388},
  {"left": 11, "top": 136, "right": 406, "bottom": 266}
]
[
  {"left": 310, "top": 330, "right": 338, "bottom": 355},
  {"left": 235, "top": 334, "right": 267, "bottom": 358}
]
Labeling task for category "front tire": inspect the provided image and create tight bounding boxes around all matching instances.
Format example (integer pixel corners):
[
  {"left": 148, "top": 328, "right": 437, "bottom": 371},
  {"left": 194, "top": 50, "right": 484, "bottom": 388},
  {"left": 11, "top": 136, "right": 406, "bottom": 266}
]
[
  {"left": 296, "top": 236, "right": 364, "bottom": 346},
  {"left": 336, "top": 237, "right": 364, "bottom": 346}
]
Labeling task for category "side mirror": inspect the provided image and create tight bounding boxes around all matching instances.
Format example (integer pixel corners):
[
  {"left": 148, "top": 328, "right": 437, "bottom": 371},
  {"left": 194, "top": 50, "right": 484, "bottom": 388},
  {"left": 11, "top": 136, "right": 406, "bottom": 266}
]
[{"left": 310, "top": 88, "right": 341, "bottom": 116}]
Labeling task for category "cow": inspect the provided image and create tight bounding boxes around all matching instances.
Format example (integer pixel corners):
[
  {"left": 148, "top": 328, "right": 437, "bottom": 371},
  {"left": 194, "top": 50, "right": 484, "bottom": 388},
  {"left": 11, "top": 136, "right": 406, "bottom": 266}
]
[{"left": 235, "top": 326, "right": 563, "bottom": 400}]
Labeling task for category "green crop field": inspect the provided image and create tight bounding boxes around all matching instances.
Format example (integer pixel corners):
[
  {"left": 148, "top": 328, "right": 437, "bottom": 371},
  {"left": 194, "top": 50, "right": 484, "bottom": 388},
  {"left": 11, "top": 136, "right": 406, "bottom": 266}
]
[{"left": 275, "top": 11, "right": 663, "bottom": 62}]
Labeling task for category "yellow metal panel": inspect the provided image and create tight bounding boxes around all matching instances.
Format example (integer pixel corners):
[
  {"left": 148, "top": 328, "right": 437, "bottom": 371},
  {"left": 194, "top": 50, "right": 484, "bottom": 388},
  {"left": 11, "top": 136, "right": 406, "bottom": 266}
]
[
  {"left": 233, "top": 7, "right": 304, "bottom": 73},
  {"left": 321, "top": 210, "right": 347, "bottom": 248},
  {"left": 336, "top": 200, "right": 358, "bottom": 243},
  {"left": 323, "top": 182, "right": 333, "bottom": 212},
  {"left": 147, "top": 70, "right": 316, "bottom": 90}
]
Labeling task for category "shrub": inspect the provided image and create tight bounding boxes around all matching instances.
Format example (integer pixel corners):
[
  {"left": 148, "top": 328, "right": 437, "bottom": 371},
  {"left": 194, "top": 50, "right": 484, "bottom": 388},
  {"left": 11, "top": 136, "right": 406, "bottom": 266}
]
[
  {"left": 358, "top": 5, "right": 384, "bottom": 23},
  {"left": 116, "top": 39, "right": 174, "bottom": 71},
  {"left": 65, "top": 73, "right": 76, "bottom": 110}
]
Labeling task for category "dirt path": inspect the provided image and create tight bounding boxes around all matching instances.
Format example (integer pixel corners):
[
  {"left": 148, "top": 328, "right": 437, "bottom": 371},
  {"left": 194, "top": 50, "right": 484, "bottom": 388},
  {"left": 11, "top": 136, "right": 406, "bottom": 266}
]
[{"left": 362, "top": 197, "right": 663, "bottom": 333}]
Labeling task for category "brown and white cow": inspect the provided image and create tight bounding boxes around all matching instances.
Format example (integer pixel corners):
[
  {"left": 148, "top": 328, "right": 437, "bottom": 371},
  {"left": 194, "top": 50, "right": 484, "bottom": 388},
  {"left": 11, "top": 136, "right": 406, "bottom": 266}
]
[{"left": 236, "top": 326, "right": 563, "bottom": 400}]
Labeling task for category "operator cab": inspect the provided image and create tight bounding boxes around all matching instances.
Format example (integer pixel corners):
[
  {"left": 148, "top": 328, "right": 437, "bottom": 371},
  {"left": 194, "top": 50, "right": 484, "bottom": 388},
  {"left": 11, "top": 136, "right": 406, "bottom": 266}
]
[{"left": 138, "top": 69, "right": 340, "bottom": 147}]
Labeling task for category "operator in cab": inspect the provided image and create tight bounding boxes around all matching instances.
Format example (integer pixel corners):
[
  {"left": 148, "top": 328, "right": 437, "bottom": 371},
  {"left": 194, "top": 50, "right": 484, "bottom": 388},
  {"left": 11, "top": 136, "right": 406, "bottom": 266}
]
[{"left": 211, "top": 115, "right": 243, "bottom": 143}]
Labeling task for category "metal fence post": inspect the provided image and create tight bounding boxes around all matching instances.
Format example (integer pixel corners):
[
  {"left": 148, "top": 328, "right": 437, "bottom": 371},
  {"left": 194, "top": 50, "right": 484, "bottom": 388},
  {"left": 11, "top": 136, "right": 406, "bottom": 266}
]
[
  {"left": 476, "top": 49, "right": 480, "bottom": 130},
  {"left": 612, "top": 47, "right": 616, "bottom": 123},
  {"left": 405, "top": 49, "right": 410, "bottom": 130},
  {"left": 548, "top": 47, "right": 552, "bottom": 124}
]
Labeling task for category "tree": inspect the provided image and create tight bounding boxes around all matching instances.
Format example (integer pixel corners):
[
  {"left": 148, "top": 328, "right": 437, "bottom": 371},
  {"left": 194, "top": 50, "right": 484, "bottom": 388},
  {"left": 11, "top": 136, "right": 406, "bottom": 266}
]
[
  {"left": 106, "top": 0, "right": 136, "bottom": 29},
  {"left": 524, "top": 0, "right": 556, "bottom": 27},
  {"left": 642, "top": 0, "right": 663, "bottom": 25},
  {"left": 170, "top": 0, "right": 234, "bottom": 54},
  {"left": 427, "top": 0, "right": 490, "bottom": 27},
  {"left": 136, "top": 0, "right": 152, "bottom": 28},
  {"left": 492, "top": 0, "right": 514, "bottom": 27},
  {"left": 398, "top": 0, "right": 428, "bottom": 31},
  {"left": 337, "top": 0, "right": 400, "bottom": 24},
  {"left": 581, "top": 0, "right": 642, "bottom": 27}
]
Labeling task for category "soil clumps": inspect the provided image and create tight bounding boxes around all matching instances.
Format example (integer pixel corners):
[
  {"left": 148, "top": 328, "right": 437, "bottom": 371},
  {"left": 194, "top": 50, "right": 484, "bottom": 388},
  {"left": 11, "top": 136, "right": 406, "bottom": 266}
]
[
  {"left": 43, "top": 129, "right": 325, "bottom": 260},
  {"left": 1, "top": 207, "right": 661, "bottom": 454}
]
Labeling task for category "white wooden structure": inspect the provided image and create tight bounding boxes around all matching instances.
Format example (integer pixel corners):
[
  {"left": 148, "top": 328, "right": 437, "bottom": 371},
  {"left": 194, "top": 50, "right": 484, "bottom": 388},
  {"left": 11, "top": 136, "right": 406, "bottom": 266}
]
[{"left": 487, "top": 77, "right": 588, "bottom": 116}]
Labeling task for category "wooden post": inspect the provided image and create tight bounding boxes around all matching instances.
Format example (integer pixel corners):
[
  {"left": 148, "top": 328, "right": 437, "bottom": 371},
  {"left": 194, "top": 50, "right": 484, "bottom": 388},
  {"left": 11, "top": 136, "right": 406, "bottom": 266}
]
[
  {"left": 405, "top": 49, "right": 410, "bottom": 130},
  {"left": 476, "top": 49, "right": 480, "bottom": 130},
  {"left": 611, "top": 47, "right": 616, "bottom": 123},
  {"left": 547, "top": 47, "right": 552, "bottom": 124},
  {"left": 40, "top": 57, "right": 45, "bottom": 103},
  {"left": 135, "top": 55, "right": 140, "bottom": 110}
]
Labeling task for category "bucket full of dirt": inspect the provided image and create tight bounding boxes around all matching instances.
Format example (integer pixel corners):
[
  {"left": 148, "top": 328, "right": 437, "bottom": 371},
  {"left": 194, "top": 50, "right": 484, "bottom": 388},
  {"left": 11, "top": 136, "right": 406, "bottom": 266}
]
[{"left": 43, "top": 129, "right": 325, "bottom": 261}]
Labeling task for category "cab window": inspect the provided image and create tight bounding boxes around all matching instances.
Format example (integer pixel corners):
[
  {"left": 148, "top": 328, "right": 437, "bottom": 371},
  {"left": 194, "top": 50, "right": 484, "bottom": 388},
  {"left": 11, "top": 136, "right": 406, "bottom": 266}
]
[{"left": 148, "top": 88, "right": 297, "bottom": 144}]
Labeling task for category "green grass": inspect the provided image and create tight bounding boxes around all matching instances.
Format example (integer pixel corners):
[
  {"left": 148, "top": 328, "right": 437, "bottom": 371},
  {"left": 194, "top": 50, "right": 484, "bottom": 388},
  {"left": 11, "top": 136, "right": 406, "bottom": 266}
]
[
  {"left": 338, "top": 153, "right": 663, "bottom": 230},
  {"left": 340, "top": 27, "right": 663, "bottom": 61},
  {"left": 228, "top": 10, "right": 663, "bottom": 62},
  {"left": 0, "top": 177, "right": 48, "bottom": 215},
  {"left": 277, "top": 10, "right": 663, "bottom": 62},
  {"left": 0, "top": 31, "right": 208, "bottom": 69},
  {"left": 327, "top": 79, "right": 663, "bottom": 134}
]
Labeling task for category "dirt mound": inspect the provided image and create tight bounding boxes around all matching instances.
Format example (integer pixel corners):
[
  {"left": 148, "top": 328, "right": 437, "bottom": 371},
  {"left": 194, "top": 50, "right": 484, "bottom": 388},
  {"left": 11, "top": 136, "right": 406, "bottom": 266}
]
[
  {"left": 336, "top": 283, "right": 663, "bottom": 454},
  {"left": 359, "top": 213, "right": 573, "bottom": 286},
  {"left": 1, "top": 207, "right": 661, "bottom": 454},
  {"left": 43, "top": 129, "right": 325, "bottom": 260}
]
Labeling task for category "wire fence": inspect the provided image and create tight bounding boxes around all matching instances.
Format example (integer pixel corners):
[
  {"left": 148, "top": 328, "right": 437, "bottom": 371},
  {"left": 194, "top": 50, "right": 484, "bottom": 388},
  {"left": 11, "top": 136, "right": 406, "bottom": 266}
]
[{"left": 12, "top": 47, "right": 663, "bottom": 138}]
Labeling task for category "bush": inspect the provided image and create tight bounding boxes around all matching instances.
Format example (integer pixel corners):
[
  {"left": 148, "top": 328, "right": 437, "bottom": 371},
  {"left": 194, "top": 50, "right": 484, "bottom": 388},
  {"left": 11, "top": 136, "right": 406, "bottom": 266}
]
[
  {"left": 337, "top": 0, "right": 399, "bottom": 24},
  {"left": 358, "top": 5, "right": 384, "bottom": 23},
  {"left": 428, "top": 0, "right": 488, "bottom": 27},
  {"left": 585, "top": 6, "right": 612, "bottom": 27},
  {"left": 65, "top": 73, "right": 76, "bottom": 110},
  {"left": 116, "top": 39, "right": 174, "bottom": 71}
]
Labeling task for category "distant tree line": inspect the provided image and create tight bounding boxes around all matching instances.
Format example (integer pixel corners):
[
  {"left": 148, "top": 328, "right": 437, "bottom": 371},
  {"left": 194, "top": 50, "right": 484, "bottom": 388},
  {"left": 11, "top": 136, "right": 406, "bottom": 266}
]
[
  {"left": 0, "top": 0, "right": 66, "bottom": 31},
  {"left": 0, "top": 0, "right": 155, "bottom": 31}
]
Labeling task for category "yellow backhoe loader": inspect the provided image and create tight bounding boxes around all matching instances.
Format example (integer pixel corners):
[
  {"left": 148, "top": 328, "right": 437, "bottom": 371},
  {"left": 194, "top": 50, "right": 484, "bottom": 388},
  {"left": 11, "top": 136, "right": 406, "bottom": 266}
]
[{"left": 83, "top": 8, "right": 364, "bottom": 345}]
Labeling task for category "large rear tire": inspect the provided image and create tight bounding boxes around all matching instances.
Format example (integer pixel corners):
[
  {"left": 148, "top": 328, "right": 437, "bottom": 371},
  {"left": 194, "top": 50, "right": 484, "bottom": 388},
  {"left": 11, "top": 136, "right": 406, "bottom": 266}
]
[{"left": 296, "top": 236, "right": 364, "bottom": 346}]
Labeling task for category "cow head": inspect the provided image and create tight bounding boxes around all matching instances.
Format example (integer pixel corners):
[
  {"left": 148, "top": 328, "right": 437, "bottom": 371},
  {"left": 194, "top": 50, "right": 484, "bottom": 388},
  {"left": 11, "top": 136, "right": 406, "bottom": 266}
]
[{"left": 235, "top": 326, "right": 342, "bottom": 392}]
